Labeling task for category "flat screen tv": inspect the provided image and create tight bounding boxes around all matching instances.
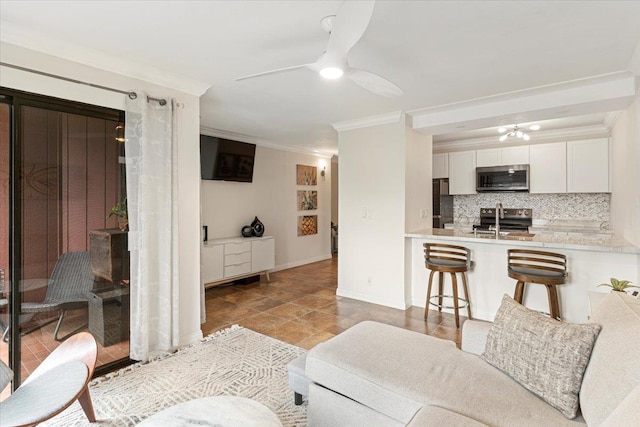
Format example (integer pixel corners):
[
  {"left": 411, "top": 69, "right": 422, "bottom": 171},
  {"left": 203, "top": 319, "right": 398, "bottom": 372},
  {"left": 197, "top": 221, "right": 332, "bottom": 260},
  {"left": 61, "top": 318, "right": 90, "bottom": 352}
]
[{"left": 200, "top": 135, "right": 256, "bottom": 182}]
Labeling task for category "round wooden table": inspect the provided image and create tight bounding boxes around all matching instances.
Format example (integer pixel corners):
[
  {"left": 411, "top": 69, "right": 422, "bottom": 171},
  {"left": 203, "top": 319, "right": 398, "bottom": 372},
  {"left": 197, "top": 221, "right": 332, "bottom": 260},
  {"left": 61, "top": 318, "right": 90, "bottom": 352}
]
[{"left": 138, "top": 396, "right": 283, "bottom": 427}]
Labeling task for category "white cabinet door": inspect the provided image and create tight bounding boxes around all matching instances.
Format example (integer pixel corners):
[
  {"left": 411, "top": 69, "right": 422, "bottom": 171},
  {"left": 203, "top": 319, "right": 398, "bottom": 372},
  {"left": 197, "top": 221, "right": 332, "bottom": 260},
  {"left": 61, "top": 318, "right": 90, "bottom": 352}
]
[
  {"left": 567, "top": 138, "right": 610, "bottom": 193},
  {"left": 432, "top": 153, "right": 449, "bottom": 178},
  {"left": 201, "top": 244, "right": 224, "bottom": 284},
  {"left": 252, "top": 237, "right": 275, "bottom": 272},
  {"left": 477, "top": 146, "right": 529, "bottom": 167},
  {"left": 476, "top": 148, "right": 501, "bottom": 167},
  {"left": 530, "top": 142, "right": 566, "bottom": 193},
  {"left": 448, "top": 150, "right": 476, "bottom": 195},
  {"left": 501, "top": 145, "right": 529, "bottom": 165}
]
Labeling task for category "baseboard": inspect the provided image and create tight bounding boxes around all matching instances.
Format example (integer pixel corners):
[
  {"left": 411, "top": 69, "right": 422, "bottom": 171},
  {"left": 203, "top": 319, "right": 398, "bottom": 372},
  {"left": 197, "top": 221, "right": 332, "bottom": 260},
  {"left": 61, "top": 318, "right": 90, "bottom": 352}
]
[
  {"left": 337, "top": 288, "right": 408, "bottom": 310},
  {"left": 411, "top": 299, "right": 494, "bottom": 322},
  {"left": 271, "top": 254, "right": 333, "bottom": 273}
]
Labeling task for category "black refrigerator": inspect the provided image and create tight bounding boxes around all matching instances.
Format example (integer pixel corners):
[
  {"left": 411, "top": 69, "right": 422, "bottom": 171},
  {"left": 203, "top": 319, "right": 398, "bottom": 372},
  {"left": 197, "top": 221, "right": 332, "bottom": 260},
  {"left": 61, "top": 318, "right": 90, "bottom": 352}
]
[{"left": 433, "top": 178, "right": 453, "bottom": 228}]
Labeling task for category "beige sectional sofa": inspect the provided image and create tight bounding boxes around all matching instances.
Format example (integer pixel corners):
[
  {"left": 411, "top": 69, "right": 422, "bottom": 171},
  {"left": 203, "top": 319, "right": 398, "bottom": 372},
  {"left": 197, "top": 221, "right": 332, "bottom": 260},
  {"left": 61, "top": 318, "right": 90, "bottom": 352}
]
[{"left": 305, "top": 291, "right": 639, "bottom": 426}]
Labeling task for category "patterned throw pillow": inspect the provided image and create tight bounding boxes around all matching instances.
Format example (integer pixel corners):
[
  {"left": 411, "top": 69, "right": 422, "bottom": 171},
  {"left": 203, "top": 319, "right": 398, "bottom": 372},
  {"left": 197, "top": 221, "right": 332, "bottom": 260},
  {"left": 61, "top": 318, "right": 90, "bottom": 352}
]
[{"left": 481, "top": 295, "right": 601, "bottom": 419}]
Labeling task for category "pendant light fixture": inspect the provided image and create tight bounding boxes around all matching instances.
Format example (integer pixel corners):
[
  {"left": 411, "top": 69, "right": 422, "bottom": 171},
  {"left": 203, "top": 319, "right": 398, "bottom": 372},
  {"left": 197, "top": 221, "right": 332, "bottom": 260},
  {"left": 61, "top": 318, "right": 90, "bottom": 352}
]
[{"left": 498, "top": 124, "right": 540, "bottom": 142}]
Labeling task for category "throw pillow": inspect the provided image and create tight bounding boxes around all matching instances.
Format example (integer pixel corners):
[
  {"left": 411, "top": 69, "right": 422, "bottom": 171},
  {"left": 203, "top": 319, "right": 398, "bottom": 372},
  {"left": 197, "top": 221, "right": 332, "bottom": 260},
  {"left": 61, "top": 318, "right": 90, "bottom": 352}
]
[{"left": 481, "top": 294, "right": 601, "bottom": 419}]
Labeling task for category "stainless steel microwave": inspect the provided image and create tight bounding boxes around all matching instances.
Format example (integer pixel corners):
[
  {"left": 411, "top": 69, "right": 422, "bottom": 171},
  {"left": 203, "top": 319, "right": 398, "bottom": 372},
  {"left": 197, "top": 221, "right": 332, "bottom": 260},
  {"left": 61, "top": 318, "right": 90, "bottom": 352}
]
[{"left": 476, "top": 164, "right": 530, "bottom": 192}]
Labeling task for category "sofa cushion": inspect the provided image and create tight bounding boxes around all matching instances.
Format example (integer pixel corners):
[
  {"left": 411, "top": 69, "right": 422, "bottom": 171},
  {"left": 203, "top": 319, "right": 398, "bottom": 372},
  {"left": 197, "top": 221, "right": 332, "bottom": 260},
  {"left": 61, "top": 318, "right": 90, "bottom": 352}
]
[
  {"left": 307, "top": 321, "right": 585, "bottom": 426},
  {"left": 407, "top": 405, "right": 489, "bottom": 427},
  {"left": 579, "top": 291, "right": 640, "bottom": 426},
  {"left": 481, "top": 295, "right": 601, "bottom": 419}
]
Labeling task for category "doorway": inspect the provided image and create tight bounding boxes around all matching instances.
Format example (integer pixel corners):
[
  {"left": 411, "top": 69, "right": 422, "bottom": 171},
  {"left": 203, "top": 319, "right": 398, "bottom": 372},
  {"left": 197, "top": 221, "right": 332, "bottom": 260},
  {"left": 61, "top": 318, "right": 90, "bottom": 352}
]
[{"left": 0, "top": 89, "right": 129, "bottom": 395}]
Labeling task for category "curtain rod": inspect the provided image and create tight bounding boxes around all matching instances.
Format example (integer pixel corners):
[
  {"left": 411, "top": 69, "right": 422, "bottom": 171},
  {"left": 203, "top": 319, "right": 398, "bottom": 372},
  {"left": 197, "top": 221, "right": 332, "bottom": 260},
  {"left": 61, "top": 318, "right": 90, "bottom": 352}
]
[{"left": 0, "top": 61, "right": 167, "bottom": 106}]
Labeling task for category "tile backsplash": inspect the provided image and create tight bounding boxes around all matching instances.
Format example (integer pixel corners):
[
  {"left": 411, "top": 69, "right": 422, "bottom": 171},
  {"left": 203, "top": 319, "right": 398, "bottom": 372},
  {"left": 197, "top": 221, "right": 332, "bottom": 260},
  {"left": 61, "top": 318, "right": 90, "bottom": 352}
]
[{"left": 453, "top": 193, "right": 610, "bottom": 226}]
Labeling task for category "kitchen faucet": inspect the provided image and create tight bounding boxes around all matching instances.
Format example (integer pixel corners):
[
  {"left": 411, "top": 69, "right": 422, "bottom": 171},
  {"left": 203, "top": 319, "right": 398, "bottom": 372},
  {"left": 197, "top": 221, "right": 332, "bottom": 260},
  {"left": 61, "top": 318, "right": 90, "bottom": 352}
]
[{"left": 494, "top": 202, "right": 504, "bottom": 238}]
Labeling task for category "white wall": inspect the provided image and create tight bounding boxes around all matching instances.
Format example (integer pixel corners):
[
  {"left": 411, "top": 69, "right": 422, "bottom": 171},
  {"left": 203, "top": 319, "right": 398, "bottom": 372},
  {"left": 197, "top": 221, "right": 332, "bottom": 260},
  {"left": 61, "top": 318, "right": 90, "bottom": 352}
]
[
  {"left": 1, "top": 42, "right": 205, "bottom": 345},
  {"left": 331, "top": 158, "right": 339, "bottom": 226},
  {"left": 337, "top": 115, "right": 408, "bottom": 309},
  {"left": 405, "top": 128, "right": 432, "bottom": 232},
  {"left": 201, "top": 144, "right": 332, "bottom": 270},
  {"left": 610, "top": 90, "right": 640, "bottom": 248}
]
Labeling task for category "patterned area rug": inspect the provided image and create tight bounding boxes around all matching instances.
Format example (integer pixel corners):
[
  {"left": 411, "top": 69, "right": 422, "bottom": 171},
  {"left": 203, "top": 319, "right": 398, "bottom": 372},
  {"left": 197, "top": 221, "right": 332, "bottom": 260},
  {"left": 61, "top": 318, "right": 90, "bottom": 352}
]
[{"left": 43, "top": 325, "right": 308, "bottom": 426}]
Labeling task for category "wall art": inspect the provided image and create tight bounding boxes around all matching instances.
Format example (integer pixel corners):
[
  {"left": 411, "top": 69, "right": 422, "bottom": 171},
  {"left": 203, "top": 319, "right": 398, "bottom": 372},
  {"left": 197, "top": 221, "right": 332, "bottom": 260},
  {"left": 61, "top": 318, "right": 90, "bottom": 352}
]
[
  {"left": 298, "top": 215, "right": 318, "bottom": 236},
  {"left": 296, "top": 164, "right": 317, "bottom": 185},
  {"left": 297, "top": 190, "right": 318, "bottom": 211}
]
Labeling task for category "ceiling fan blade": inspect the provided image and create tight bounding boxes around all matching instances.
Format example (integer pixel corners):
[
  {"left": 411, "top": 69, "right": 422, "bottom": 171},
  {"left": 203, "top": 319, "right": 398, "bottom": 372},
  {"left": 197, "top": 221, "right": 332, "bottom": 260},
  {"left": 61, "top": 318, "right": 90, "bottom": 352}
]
[
  {"left": 346, "top": 68, "right": 404, "bottom": 97},
  {"left": 235, "top": 63, "right": 313, "bottom": 81},
  {"left": 327, "top": 0, "right": 375, "bottom": 56}
]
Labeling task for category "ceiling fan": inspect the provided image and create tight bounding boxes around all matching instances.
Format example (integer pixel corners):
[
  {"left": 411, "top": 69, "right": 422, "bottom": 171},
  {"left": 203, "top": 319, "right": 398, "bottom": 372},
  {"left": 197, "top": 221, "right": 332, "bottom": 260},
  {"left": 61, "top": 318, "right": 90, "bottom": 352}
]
[{"left": 235, "top": 0, "right": 403, "bottom": 97}]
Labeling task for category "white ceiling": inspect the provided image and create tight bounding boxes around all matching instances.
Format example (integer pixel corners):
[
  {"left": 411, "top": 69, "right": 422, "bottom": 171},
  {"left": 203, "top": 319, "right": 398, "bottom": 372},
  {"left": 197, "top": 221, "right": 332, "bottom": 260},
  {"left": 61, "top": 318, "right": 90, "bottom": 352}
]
[{"left": 1, "top": 1, "right": 640, "bottom": 155}]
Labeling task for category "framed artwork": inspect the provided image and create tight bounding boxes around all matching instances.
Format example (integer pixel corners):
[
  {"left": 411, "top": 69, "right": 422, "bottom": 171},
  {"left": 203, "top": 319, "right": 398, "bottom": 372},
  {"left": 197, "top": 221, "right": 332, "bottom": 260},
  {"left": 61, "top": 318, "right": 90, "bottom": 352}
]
[
  {"left": 296, "top": 164, "right": 317, "bottom": 185},
  {"left": 297, "top": 190, "right": 318, "bottom": 211},
  {"left": 297, "top": 215, "right": 318, "bottom": 236},
  {"left": 236, "top": 155, "right": 255, "bottom": 179},
  {"left": 216, "top": 153, "right": 236, "bottom": 177}
]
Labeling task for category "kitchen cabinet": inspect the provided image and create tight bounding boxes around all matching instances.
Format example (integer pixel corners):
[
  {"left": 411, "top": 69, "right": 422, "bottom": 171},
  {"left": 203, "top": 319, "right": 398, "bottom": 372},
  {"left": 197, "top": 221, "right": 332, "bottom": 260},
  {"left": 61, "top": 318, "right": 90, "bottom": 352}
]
[
  {"left": 501, "top": 145, "right": 529, "bottom": 165},
  {"left": 202, "top": 236, "right": 275, "bottom": 287},
  {"left": 567, "top": 138, "right": 610, "bottom": 193},
  {"left": 432, "top": 153, "right": 449, "bottom": 178},
  {"left": 448, "top": 150, "right": 476, "bottom": 195},
  {"left": 476, "top": 146, "right": 529, "bottom": 167},
  {"left": 530, "top": 142, "right": 566, "bottom": 193}
]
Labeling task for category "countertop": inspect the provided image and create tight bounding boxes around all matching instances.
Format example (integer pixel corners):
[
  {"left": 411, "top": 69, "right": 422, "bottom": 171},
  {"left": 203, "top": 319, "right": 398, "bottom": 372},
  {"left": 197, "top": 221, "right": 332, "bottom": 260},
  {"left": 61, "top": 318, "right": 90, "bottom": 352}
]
[{"left": 406, "top": 228, "right": 640, "bottom": 254}]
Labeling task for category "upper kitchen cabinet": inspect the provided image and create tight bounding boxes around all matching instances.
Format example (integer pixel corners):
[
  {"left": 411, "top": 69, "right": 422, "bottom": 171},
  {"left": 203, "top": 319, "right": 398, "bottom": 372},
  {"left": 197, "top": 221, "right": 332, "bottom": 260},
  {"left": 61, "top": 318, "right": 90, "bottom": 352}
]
[
  {"left": 476, "top": 146, "right": 529, "bottom": 167},
  {"left": 530, "top": 142, "right": 567, "bottom": 193},
  {"left": 448, "top": 150, "right": 476, "bottom": 195},
  {"left": 433, "top": 153, "right": 449, "bottom": 178},
  {"left": 567, "top": 138, "right": 610, "bottom": 193}
]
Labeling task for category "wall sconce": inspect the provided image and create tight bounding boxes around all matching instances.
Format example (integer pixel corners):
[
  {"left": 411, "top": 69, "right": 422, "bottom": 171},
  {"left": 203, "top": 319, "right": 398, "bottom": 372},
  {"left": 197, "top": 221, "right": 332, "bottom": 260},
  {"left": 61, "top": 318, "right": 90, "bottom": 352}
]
[
  {"left": 114, "top": 124, "right": 125, "bottom": 143},
  {"left": 320, "top": 166, "right": 326, "bottom": 180}
]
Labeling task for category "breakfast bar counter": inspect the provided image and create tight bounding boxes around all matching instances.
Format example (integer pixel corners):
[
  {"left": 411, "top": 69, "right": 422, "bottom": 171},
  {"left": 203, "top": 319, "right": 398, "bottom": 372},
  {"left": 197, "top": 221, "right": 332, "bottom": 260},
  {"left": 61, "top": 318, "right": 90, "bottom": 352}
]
[{"left": 406, "top": 229, "right": 639, "bottom": 323}]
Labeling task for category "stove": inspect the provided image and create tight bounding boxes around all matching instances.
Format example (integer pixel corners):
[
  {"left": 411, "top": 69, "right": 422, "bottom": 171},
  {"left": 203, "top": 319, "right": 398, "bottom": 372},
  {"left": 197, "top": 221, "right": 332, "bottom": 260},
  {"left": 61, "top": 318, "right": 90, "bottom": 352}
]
[{"left": 473, "top": 208, "right": 532, "bottom": 232}]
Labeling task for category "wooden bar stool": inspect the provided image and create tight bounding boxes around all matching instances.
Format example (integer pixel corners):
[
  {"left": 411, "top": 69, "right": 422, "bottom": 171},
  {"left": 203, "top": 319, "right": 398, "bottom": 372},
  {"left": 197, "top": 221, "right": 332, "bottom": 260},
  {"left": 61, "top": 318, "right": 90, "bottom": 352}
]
[
  {"left": 507, "top": 249, "right": 567, "bottom": 320},
  {"left": 423, "top": 243, "right": 472, "bottom": 328}
]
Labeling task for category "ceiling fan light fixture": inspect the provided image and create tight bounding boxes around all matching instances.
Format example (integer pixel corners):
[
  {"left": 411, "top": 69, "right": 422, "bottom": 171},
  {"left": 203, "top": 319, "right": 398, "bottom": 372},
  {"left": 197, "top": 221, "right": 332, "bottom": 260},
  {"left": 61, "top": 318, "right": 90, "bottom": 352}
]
[
  {"left": 319, "top": 67, "right": 344, "bottom": 79},
  {"left": 498, "top": 127, "right": 507, "bottom": 133},
  {"left": 499, "top": 134, "right": 508, "bottom": 142}
]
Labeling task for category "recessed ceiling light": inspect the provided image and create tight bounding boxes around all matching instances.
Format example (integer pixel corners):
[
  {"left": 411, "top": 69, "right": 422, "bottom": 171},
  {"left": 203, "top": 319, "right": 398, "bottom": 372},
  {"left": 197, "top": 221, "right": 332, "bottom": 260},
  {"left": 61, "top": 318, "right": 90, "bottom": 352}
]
[
  {"left": 498, "top": 127, "right": 507, "bottom": 133},
  {"left": 319, "top": 67, "right": 343, "bottom": 79},
  {"left": 528, "top": 124, "right": 541, "bottom": 131}
]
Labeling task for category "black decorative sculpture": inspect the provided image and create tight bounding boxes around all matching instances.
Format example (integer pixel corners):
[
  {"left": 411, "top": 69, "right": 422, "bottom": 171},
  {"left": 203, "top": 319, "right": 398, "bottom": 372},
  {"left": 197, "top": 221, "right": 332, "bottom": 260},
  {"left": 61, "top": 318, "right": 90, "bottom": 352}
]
[
  {"left": 251, "top": 216, "right": 265, "bottom": 237},
  {"left": 241, "top": 225, "right": 253, "bottom": 237}
]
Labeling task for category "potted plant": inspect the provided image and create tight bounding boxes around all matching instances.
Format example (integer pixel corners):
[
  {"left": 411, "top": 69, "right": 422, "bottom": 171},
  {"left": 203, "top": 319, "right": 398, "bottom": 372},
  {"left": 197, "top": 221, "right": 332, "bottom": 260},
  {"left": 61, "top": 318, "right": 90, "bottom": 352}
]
[
  {"left": 598, "top": 277, "right": 638, "bottom": 292},
  {"left": 108, "top": 198, "right": 128, "bottom": 231}
]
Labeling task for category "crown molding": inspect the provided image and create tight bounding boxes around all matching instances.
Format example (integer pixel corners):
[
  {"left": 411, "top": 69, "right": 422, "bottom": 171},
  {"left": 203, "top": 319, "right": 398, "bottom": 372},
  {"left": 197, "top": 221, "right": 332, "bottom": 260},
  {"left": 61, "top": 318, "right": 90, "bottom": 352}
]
[
  {"left": 332, "top": 111, "right": 403, "bottom": 132},
  {"left": 603, "top": 110, "right": 622, "bottom": 130},
  {"left": 433, "top": 124, "right": 611, "bottom": 152},
  {"left": 1, "top": 21, "right": 210, "bottom": 96},
  {"left": 409, "top": 72, "right": 637, "bottom": 135},
  {"left": 199, "top": 126, "right": 333, "bottom": 159}
]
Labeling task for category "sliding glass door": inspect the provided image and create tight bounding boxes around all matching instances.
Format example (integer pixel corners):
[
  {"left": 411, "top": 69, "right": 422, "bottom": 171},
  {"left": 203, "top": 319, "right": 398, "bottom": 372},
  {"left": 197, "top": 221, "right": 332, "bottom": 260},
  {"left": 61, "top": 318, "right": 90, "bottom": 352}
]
[{"left": 0, "top": 89, "right": 129, "bottom": 394}]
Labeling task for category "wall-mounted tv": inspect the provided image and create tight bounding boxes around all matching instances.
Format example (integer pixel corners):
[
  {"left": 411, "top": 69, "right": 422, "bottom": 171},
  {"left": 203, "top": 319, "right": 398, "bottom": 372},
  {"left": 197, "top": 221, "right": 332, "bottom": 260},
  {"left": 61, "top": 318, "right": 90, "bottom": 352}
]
[{"left": 200, "top": 135, "right": 256, "bottom": 182}]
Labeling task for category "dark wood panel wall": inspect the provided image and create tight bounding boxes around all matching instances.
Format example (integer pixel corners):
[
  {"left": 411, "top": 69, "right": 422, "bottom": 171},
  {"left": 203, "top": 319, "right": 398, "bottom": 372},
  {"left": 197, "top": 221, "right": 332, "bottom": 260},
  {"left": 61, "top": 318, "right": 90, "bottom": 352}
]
[
  {"left": 0, "top": 104, "right": 9, "bottom": 286},
  {"left": 21, "top": 106, "right": 122, "bottom": 280}
]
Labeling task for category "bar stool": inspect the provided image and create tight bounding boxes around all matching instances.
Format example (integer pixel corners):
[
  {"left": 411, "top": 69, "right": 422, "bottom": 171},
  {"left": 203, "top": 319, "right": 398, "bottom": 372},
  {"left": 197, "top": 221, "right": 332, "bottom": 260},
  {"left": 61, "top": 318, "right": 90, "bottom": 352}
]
[
  {"left": 507, "top": 249, "right": 567, "bottom": 321},
  {"left": 423, "top": 243, "right": 472, "bottom": 328}
]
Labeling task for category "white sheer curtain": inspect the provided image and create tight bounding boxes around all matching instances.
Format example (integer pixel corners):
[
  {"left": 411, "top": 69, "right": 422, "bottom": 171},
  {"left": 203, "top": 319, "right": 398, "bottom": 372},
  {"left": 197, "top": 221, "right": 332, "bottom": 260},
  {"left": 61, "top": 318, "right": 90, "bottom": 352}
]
[{"left": 125, "top": 91, "right": 179, "bottom": 361}]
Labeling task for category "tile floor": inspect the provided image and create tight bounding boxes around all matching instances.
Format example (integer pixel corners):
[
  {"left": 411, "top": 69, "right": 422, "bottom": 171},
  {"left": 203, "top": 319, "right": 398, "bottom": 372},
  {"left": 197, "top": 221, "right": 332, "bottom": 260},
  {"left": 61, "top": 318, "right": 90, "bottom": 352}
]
[
  {"left": 203, "top": 255, "right": 465, "bottom": 349},
  {"left": 2, "top": 254, "right": 465, "bottom": 394}
]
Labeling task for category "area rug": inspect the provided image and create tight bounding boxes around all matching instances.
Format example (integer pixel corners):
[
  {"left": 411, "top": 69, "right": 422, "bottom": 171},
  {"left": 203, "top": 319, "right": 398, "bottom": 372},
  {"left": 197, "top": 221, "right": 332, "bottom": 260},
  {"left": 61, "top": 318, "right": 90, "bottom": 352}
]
[{"left": 43, "top": 325, "right": 308, "bottom": 426}]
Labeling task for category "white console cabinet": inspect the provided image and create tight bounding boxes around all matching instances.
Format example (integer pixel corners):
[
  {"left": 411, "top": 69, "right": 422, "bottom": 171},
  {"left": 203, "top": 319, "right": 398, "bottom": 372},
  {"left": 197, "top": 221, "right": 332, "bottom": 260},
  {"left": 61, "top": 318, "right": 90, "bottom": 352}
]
[{"left": 202, "top": 236, "right": 275, "bottom": 287}]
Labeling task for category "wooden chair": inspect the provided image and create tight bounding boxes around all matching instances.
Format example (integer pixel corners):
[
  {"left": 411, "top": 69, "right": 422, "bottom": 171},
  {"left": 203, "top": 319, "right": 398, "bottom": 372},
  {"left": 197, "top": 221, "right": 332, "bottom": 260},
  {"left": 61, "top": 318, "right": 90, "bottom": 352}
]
[
  {"left": 507, "top": 249, "right": 567, "bottom": 320},
  {"left": 0, "top": 331, "right": 97, "bottom": 426},
  {"left": 424, "top": 243, "right": 472, "bottom": 328}
]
